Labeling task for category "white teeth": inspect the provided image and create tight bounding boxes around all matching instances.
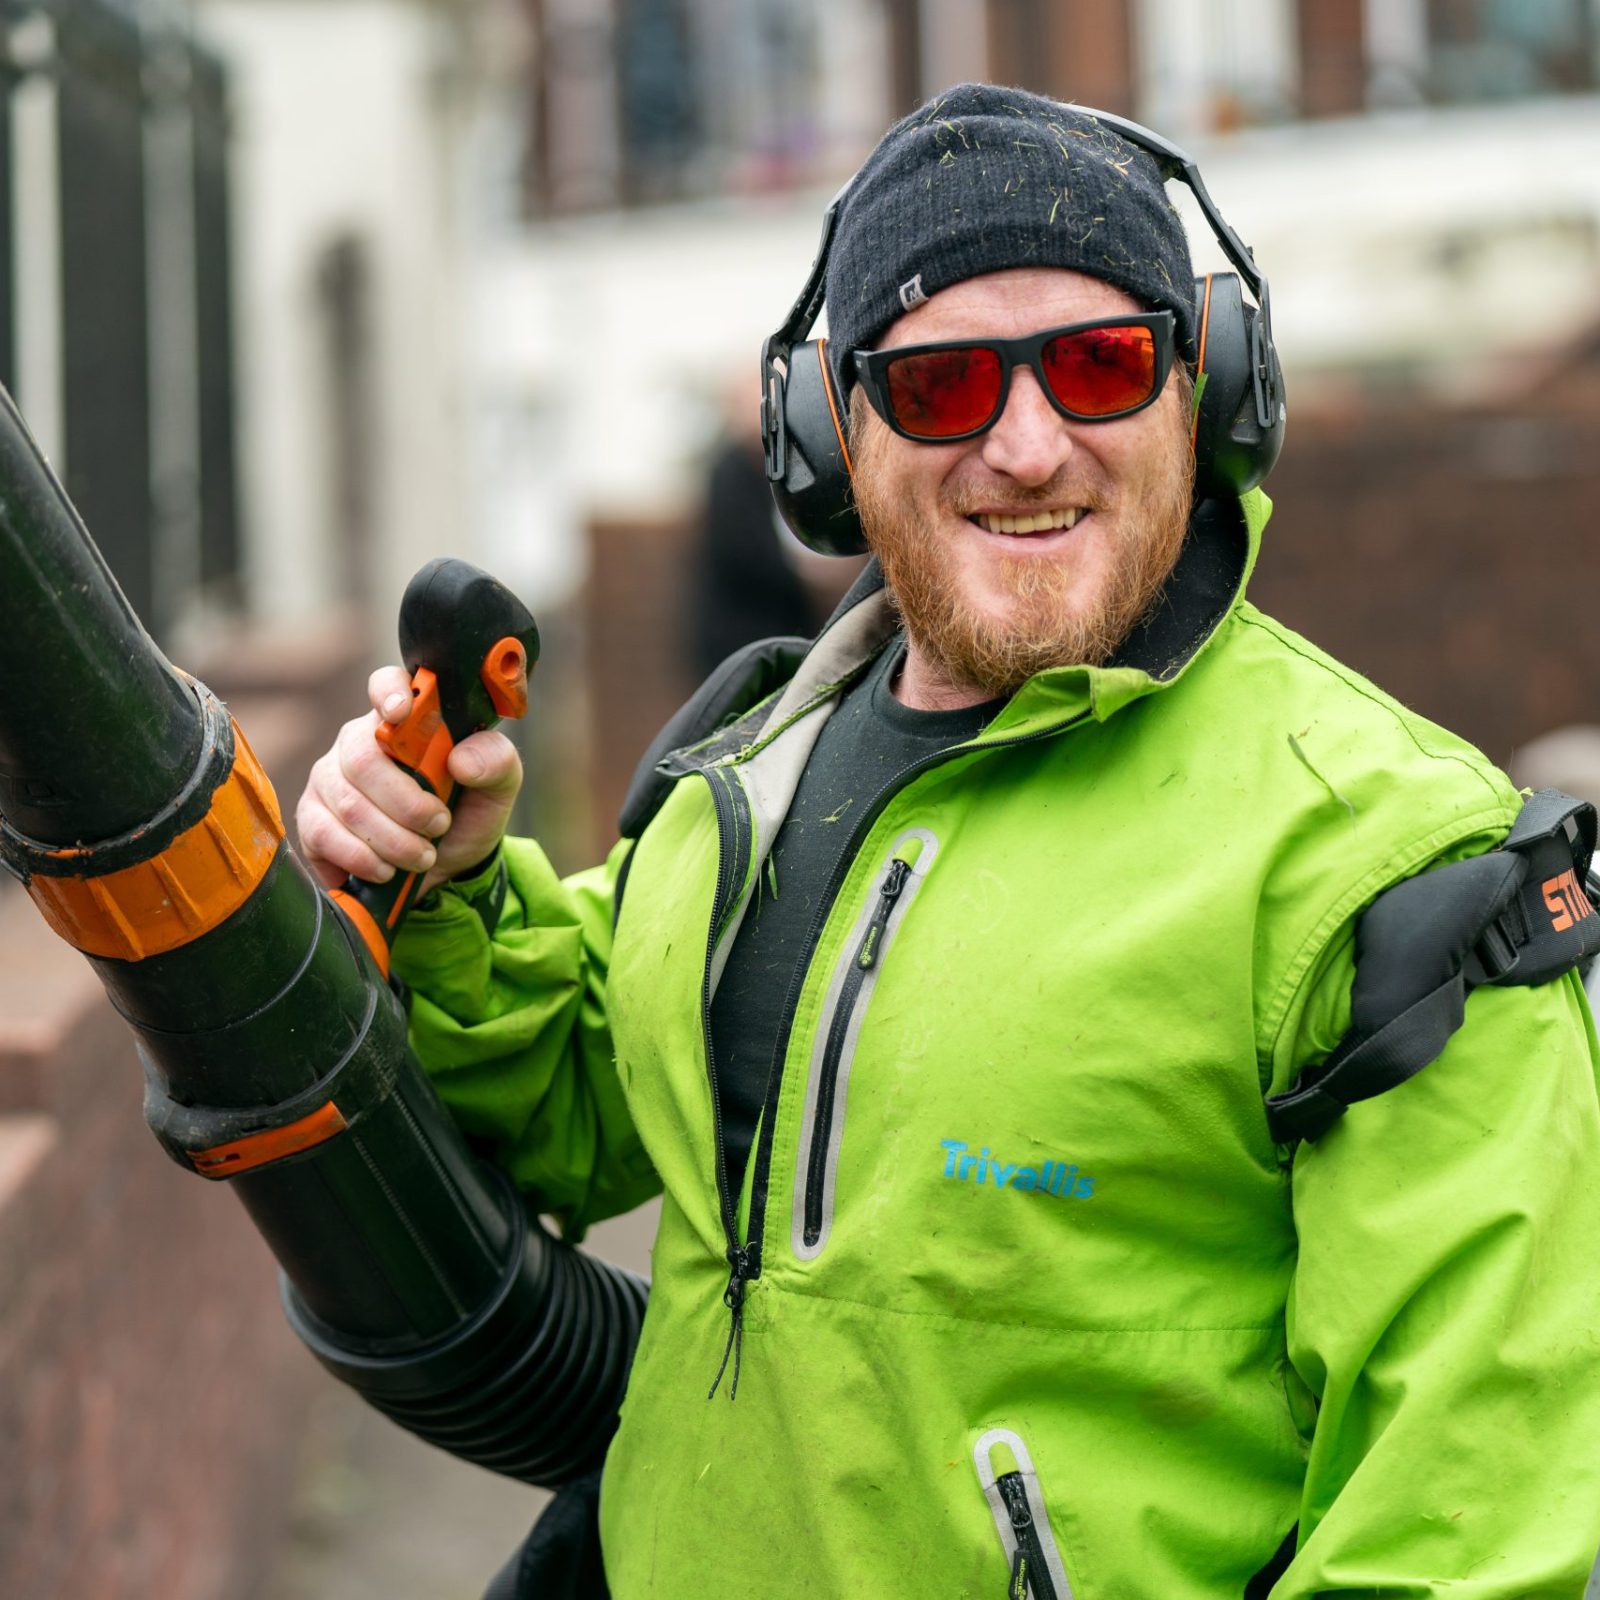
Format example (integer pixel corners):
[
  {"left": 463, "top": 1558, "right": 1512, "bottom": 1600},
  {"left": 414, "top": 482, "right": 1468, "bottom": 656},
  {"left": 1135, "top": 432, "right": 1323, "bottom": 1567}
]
[{"left": 975, "top": 508, "right": 1082, "bottom": 536}]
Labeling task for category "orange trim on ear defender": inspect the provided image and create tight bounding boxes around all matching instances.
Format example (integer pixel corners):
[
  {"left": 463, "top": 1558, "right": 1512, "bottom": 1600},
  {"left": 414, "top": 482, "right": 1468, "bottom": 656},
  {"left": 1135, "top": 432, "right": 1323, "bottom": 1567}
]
[
  {"left": 816, "top": 338, "right": 854, "bottom": 476},
  {"left": 1190, "top": 273, "right": 1215, "bottom": 455}
]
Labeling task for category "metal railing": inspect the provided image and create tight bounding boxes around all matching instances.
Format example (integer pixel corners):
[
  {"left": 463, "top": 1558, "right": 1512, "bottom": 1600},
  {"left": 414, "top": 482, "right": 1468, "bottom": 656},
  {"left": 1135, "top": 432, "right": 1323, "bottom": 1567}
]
[{"left": 0, "top": 0, "right": 240, "bottom": 644}]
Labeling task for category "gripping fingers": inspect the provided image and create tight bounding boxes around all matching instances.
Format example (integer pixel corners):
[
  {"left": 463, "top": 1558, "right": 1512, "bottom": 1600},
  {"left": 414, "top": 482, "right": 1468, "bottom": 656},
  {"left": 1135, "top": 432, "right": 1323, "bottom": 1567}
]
[
  {"left": 409, "top": 732, "right": 523, "bottom": 890},
  {"left": 340, "top": 712, "right": 453, "bottom": 837},
  {"left": 325, "top": 776, "right": 438, "bottom": 878},
  {"left": 298, "top": 742, "right": 437, "bottom": 881},
  {"left": 293, "top": 715, "right": 444, "bottom": 887},
  {"left": 297, "top": 792, "right": 400, "bottom": 887}
]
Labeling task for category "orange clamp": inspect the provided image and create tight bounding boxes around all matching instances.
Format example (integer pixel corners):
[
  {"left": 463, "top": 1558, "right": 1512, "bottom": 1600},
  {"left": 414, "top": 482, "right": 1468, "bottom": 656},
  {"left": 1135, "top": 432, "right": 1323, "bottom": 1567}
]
[
  {"left": 330, "top": 887, "right": 392, "bottom": 977},
  {"left": 190, "top": 1100, "right": 349, "bottom": 1179},
  {"left": 24, "top": 721, "right": 284, "bottom": 962}
]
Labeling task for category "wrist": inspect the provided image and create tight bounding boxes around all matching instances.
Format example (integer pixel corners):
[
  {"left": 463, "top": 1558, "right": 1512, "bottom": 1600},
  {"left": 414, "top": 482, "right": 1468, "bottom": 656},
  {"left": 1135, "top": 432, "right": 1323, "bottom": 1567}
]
[
  {"left": 451, "top": 843, "right": 504, "bottom": 886},
  {"left": 420, "top": 842, "right": 508, "bottom": 934}
]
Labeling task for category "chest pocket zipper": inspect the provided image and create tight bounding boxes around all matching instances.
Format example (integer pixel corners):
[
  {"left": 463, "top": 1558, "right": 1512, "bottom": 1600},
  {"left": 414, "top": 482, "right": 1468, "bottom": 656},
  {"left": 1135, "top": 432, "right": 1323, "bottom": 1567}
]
[
  {"left": 974, "top": 1428, "right": 1075, "bottom": 1600},
  {"left": 791, "top": 828, "right": 938, "bottom": 1261}
]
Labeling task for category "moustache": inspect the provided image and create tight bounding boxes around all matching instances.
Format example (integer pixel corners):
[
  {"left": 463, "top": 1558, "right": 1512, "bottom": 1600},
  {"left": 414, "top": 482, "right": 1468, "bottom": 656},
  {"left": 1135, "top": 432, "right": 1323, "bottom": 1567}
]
[{"left": 942, "top": 480, "right": 1111, "bottom": 519}]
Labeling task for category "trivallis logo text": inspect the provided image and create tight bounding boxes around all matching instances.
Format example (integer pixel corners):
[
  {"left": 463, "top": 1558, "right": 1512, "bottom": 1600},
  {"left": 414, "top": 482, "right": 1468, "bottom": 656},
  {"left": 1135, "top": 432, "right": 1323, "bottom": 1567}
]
[{"left": 939, "top": 1140, "right": 1095, "bottom": 1199}]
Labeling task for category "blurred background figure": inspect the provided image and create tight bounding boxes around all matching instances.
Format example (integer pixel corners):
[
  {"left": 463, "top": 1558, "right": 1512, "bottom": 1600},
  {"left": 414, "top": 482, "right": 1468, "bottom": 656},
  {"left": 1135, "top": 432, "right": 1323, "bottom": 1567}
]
[
  {"left": 687, "top": 374, "right": 864, "bottom": 679},
  {"left": 687, "top": 377, "right": 817, "bottom": 679},
  {"left": 1, "top": 2, "right": 1598, "bottom": 1598}
]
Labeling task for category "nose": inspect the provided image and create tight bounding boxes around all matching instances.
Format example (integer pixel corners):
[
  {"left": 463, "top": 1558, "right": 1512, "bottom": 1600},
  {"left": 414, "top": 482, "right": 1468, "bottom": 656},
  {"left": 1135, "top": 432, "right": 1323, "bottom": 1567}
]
[{"left": 978, "top": 366, "right": 1075, "bottom": 485}]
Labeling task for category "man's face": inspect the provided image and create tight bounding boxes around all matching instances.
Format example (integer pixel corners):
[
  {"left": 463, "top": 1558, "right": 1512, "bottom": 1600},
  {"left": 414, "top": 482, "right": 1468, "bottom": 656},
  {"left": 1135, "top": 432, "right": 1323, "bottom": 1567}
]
[{"left": 849, "top": 268, "right": 1195, "bottom": 696}]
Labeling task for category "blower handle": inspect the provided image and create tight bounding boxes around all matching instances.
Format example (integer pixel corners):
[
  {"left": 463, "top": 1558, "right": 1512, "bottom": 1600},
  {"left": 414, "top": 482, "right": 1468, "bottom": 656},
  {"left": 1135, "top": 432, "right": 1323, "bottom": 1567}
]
[{"left": 330, "top": 558, "right": 539, "bottom": 974}]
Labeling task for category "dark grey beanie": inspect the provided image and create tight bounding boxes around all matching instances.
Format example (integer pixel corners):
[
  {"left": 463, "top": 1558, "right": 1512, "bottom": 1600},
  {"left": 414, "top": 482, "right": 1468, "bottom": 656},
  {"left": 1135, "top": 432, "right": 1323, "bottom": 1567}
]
[{"left": 825, "top": 84, "right": 1196, "bottom": 395}]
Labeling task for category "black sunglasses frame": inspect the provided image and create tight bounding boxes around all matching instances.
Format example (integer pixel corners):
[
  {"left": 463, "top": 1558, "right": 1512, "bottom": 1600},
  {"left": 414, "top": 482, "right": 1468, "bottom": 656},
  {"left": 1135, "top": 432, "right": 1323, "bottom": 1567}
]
[{"left": 851, "top": 311, "right": 1177, "bottom": 445}]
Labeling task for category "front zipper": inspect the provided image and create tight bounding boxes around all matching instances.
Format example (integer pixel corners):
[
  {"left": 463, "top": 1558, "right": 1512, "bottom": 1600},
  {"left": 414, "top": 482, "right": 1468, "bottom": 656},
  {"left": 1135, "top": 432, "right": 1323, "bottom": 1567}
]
[
  {"left": 794, "top": 833, "right": 934, "bottom": 1257},
  {"left": 805, "top": 857, "right": 912, "bottom": 1242},
  {"left": 698, "top": 709, "right": 1092, "bottom": 1398},
  {"left": 999, "top": 1475, "right": 1057, "bottom": 1600},
  {"left": 699, "top": 764, "right": 758, "bottom": 1398},
  {"left": 974, "top": 1429, "right": 1074, "bottom": 1600}
]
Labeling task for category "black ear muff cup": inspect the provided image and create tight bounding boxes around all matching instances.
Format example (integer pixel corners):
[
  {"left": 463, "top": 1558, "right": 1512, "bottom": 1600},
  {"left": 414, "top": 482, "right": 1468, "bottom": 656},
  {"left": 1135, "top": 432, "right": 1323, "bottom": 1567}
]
[
  {"left": 1191, "top": 274, "right": 1286, "bottom": 501},
  {"left": 774, "top": 278, "right": 1289, "bottom": 551},
  {"left": 771, "top": 339, "right": 866, "bottom": 558}
]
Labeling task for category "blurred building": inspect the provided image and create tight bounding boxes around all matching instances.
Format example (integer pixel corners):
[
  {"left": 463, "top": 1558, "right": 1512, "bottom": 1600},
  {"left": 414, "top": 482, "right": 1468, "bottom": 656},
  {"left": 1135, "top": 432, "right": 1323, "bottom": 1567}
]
[
  {"left": 477, "top": 0, "right": 1600, "bottom": 842},
  {"left": 496, "top": 0, "right": 1600, "bottom": 521}
]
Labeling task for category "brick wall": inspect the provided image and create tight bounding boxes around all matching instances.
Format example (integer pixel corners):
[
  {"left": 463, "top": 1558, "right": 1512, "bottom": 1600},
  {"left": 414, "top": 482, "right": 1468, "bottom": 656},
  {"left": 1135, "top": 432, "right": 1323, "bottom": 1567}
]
[
  {"left": 583, "top": 515, "right": 699, "bottom": 855},
  {"left": 1297, "top": 0, "right": 1369, "bottom": 116},
  {"left": 987, "top": 0, "right": 1136, "bottom": 114},
  {"left": 0, "top": 622, "right": 368, "bottom": 1600},
  {"left": 1253, "top": 347, "right": 1600, "bottom": 768}
]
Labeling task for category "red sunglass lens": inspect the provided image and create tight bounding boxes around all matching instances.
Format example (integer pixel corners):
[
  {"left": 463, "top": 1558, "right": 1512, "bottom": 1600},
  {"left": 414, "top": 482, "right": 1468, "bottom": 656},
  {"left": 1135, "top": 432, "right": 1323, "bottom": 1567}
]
[
  {"left": 883, "top": 346, "right": 1003, "bottom": 439},
  {"left": 1041, "top": 326, "right": 1156, "bottom": 417}
]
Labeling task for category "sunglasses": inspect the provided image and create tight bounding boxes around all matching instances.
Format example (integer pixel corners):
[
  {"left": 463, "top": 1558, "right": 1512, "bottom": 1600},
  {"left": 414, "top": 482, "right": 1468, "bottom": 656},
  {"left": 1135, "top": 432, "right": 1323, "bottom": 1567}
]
[{"left": 852, "top": 312, "right": 1177, "bottom": 444}]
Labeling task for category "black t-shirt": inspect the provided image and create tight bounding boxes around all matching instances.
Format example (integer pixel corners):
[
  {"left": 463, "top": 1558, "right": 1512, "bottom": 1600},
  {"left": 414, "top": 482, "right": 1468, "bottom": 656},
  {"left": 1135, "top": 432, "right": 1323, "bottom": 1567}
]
[{"left": 708, "top": 638, "right": 1005, "bottom": 1193}]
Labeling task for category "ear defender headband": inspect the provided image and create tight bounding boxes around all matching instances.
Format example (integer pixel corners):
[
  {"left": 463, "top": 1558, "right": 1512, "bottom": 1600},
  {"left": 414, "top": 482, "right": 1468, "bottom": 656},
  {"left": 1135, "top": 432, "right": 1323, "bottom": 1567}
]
[{"left": 759, "top": 108, "right": 1287, "bottom": 558}]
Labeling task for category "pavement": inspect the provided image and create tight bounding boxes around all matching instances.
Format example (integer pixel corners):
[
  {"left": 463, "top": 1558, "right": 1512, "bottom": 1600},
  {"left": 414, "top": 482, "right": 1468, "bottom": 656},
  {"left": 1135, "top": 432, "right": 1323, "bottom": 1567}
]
[{"left": 264, "top": 1200, "right": 659, "bottom": 1600}]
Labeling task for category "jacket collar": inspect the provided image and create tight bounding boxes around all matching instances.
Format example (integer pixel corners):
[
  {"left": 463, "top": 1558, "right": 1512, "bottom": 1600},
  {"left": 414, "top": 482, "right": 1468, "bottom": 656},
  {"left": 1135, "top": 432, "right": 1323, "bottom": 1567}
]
[{"left": 621, "top": 490, "right": 1268, "bottom": 839}]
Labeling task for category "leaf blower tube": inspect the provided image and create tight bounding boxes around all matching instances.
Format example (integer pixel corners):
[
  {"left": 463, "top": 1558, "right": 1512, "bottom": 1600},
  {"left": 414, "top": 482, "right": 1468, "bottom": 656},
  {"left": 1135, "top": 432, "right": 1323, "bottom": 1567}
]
[{"left": 0, "top": 385, "right": 645, "bottom": 1487}]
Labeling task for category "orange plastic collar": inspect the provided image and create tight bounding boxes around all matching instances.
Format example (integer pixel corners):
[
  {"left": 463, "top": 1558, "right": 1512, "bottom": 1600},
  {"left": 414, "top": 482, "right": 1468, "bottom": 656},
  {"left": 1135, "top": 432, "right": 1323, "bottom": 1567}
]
[{"left": 24, "top": 721, "right": 284, "bottom": 962}]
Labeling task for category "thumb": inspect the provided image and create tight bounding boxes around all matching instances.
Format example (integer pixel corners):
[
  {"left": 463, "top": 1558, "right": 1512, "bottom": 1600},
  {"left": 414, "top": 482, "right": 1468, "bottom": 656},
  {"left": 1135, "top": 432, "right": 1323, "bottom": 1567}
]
[{"left": 447, "top": 729, "right": 521, "bottom": 796}]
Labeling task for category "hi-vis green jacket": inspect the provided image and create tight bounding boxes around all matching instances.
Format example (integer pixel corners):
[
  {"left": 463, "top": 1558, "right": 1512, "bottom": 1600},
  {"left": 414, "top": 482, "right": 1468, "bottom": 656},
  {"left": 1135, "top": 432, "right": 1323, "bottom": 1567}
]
[{"left": 392, "top": 492, "right": 1600, "bottom": 1599}]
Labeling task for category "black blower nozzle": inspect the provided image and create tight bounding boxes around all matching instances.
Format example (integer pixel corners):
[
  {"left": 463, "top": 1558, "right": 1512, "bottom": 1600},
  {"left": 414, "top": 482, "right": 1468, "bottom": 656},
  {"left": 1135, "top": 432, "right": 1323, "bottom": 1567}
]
[{"left": 0, "top": 382, "right": 645, "bottom": 1487}]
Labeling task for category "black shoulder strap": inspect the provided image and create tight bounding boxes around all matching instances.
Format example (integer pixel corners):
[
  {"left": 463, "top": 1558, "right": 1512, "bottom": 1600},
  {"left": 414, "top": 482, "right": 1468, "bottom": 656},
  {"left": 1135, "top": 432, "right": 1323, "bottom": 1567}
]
[
  {"left": 612, "top": 634, "right": 812, "bottom": 932},
  {"left": 1265, "top": 789, "right": 1600, "bottom": 1145},
  {"left": 617, "top": 635, "right": 811, "bottom": 841}
]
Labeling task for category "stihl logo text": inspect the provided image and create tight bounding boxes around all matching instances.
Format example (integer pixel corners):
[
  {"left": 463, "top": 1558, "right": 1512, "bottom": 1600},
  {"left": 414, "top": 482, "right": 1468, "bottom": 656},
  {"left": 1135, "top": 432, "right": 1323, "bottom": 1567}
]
[{"left": 1543, "top": 870, "right": 1595, "bottom": 934}]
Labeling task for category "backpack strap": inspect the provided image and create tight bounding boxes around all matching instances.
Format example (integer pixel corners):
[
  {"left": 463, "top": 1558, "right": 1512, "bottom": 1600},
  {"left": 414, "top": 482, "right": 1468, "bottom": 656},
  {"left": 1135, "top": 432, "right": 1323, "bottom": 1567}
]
[
  {"left": 617, "top": 634, "right": 811, "bottom": 842},
  {"left": 612, "top": 635, "right": 812, "bottom": 932},
  {"left": 1265, "top": 789, "right": 1600, "bottom": 1145}
]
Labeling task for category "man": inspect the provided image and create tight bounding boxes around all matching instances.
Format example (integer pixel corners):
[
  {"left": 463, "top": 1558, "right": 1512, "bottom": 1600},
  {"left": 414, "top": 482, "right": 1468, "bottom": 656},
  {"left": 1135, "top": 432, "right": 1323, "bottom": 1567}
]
[{"left": 297, "top": 84, "right": 1600, "bottom": 1597}]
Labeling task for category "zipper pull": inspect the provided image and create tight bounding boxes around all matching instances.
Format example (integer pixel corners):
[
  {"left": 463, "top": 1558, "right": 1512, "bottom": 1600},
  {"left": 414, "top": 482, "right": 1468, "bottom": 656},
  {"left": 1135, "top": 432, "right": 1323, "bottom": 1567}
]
[
  {"left": 856, "top": 857, "right": 912, "bottom": 970},
  {"left": 1005, "top": 1478, "right": 1035, "bottom": 1536},
  {"left": 999, "top": 1472, "right": 1043, "bottom": 1600},
  {"left": 1009, "top": 1546, "right": 1030, "bottom": 1600},
  {"left": 707, "top": 1242, "right": 760, "bottom": 1402}
]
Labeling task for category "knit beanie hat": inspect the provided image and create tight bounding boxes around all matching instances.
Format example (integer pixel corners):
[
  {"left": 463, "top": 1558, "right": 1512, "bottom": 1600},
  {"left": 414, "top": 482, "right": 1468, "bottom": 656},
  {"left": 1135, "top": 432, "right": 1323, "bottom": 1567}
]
[{"left": 824, "top": 84, "right": 1196, "bottom": 396}]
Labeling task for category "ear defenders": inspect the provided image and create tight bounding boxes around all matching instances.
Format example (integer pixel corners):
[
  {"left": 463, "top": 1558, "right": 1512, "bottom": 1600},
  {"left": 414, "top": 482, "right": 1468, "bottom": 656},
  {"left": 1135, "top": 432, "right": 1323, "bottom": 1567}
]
[{"left": 759, "top": 108, "right": 1287, "bottom": 558}]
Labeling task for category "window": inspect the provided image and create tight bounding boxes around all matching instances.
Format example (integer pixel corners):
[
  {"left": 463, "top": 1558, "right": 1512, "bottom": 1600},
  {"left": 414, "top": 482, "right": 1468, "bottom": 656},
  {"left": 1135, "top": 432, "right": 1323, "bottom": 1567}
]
[{"left": 1427, "top": 0, "right": 1599, "bottom": 101}]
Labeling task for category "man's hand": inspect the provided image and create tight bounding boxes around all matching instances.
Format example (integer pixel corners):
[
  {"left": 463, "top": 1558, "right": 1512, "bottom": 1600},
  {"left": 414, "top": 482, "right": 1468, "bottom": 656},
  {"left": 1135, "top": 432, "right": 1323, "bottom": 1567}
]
[{"left": 297, "top": 665, "right": 523, "bottom": 896}]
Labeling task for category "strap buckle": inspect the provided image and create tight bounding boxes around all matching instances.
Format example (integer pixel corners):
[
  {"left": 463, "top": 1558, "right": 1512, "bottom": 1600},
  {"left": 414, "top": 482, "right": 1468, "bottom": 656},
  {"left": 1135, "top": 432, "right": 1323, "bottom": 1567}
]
[
  {"left": 1463, "top": 893, "right": 1530, "bottom": 986},
  {"left": 1267, "top": 789, "right": 1599, "bottom": 1146}
]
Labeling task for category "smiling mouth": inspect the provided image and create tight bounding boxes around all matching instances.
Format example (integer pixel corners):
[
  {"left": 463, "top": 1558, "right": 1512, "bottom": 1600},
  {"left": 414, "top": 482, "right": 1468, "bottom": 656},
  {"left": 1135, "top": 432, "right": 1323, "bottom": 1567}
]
[{"left": 970, "top": 507, "right": 1085, "bottom": 536}]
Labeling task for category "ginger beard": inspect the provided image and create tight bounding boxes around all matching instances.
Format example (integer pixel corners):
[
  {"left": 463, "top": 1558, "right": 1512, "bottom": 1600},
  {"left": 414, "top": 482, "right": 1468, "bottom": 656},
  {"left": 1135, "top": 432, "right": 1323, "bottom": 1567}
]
[{"left": 849, "top": 382, "right": 1196, "bottom": 696}]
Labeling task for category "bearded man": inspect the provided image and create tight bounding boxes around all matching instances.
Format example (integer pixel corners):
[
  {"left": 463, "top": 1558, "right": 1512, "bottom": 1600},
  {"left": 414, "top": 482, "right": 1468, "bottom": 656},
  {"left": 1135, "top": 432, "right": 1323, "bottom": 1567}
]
[{"left": 297, "top": 84, "right": 1600, "bottom": 1598}]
